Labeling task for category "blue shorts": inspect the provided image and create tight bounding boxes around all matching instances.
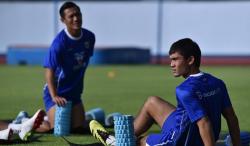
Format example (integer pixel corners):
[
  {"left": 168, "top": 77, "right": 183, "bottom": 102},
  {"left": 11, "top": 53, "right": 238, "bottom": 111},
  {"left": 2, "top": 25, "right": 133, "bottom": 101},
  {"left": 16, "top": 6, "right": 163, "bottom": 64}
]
[
  {"left": 146, "top": 111, "right": 190, "bottom": 146},
  {"left": 43, "top": 87, "right": 82, "bottom": 112}
]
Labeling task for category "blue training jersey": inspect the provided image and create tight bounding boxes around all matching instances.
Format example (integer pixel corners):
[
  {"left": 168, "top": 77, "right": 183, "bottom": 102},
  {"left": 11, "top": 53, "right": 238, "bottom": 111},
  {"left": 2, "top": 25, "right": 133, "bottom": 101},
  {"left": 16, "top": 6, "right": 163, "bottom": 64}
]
[
  {"left": 169, "top": 72, "right": 232, "bottom": 146},
  {"left": 43, "top": 28, "right": 95, "bottom": 97}
]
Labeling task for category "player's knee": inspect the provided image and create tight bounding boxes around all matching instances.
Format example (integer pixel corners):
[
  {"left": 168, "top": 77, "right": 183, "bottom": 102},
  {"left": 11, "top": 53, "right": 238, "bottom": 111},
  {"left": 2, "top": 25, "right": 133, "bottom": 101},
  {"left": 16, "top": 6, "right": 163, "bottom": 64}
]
[
  {"left": 145, "top": 96, "right": 161, "bottom": 108},
  {"left": 35, "top": 121, "right": 52, "bottom": 133}
]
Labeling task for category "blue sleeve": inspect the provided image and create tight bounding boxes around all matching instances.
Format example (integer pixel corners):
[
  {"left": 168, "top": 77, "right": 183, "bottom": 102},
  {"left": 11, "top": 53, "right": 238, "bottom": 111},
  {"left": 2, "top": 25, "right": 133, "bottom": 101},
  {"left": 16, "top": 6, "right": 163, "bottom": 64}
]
[
  {"left": 43, "top": 39, "right": 62, "bottom": 71},
  {"left": 176, "top": 87, "right": 207, "bottom": 123},
  {"left": 220, "top": 81, "right": 232, "bottom": 109},
  {"left": 89, "top": 32, "right": 95, "bottom": 57}
]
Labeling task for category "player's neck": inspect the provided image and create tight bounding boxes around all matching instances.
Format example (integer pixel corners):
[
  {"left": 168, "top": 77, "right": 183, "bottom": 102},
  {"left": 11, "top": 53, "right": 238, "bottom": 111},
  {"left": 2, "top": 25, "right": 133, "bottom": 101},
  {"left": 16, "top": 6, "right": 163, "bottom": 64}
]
[
  {"left": 183, "top": 68, "right": 200, "bottom": 79},
  {"left": 67, "top": 28, "right": 82, "bottom": 38},
  {"left": 65, "top": 28, "right": 82, "bottom": 40}
]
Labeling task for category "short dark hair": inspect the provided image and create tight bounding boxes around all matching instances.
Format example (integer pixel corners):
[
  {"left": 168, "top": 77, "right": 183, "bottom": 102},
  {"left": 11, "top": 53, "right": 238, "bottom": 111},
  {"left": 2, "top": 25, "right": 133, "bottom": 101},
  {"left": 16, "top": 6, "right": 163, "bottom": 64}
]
[
  {"left": 59, "top": 1, "right": 81, "bottom": 18},
  {"left": 169, "top": 38, "right": 201, "bottom": 67}
]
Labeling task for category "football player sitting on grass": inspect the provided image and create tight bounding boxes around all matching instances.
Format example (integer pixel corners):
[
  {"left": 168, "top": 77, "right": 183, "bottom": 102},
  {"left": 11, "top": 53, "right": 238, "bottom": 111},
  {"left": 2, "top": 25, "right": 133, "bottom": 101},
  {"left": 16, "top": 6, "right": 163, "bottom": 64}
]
[{"left": 0, "top": 109, "right": 45, "bottom": 141}]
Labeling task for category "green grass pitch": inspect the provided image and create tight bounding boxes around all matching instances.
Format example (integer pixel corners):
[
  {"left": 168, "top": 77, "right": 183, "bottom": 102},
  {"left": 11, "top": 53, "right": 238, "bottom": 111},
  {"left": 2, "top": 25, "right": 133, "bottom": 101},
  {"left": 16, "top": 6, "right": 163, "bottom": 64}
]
[{"left": 0, "top": 65, "right": 249, "bottom": 145}]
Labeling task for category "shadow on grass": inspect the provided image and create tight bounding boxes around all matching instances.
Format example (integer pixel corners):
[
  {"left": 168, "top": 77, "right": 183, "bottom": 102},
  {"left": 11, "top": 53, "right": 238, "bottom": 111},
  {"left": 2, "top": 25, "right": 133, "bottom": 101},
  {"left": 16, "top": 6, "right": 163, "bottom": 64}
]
[
  {"left": 61, "top": 136, "right": 102, "bottom": 146},
  {"left": 0, "top": 134, "right": 43, "bottom": 145},
  {"left": 0, "top": 135, "right": 102, "bottom": 146}
]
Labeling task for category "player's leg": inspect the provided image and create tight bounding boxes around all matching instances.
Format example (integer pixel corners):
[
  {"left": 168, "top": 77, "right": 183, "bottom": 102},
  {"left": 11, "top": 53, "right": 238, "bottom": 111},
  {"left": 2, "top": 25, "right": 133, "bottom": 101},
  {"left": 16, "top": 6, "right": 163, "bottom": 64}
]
[
  {"left": 71, "top": 102, "right": 89, "bottom": 133},
  {"left": 137, "top": 136, "right": 147, "bottom": 146},
  {"left": 0, "top": 121, "right": 13, "bottom": 140},
  {"left": 0, "top": 128, "right": 13, "bottom": 140},
  {"left": 18, "top": 109, "right": 45, "bottom": 140},
  {"left": 35, "top": 106, "right": 54, "bottom": 133},
  {"left": 36, "top": 100, "right": 87, "bottom": 133},
  {"left": 5, "top": 109, "right": 45, "bottom": 141},
  {"left": 134, "top": 96, "right": 176, "bottom": 138},
  {"left": 36, "top": 90, "right": 56, "bottom": 133},
  {"left": 0, "top": 121, "right": 8, "bottom": 130}
]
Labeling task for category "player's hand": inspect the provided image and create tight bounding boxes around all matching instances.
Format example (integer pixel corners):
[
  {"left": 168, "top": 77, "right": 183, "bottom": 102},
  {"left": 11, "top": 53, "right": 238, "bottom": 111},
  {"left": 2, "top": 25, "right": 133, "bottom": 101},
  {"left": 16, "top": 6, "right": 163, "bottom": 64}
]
[{"left": 52, "top": 95, "right": 67, "bottom": 106}]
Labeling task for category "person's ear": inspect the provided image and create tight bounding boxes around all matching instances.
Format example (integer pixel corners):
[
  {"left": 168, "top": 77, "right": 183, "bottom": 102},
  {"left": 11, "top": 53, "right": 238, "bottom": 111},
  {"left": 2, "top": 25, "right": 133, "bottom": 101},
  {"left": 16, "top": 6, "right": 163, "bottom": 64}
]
[
  {"left": 188, "top": 56, "right": 195, "bottom": 66},
  {"left": 60, "top": 17, "right": 65, "bottom": 23}
]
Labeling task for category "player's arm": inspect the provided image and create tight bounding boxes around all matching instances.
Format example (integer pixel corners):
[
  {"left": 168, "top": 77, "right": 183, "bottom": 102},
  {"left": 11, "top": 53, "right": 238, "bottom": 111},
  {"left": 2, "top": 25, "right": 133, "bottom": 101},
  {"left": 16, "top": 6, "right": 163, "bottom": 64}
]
[
  {"left": 45, "top": 68, "right": 67, "bottom": 106},
  {"left": 196, "top": 116, "right": 215, "bottom": 146},
  {"left": 222, "top": 107, "right": 241, "bottom": 146}
]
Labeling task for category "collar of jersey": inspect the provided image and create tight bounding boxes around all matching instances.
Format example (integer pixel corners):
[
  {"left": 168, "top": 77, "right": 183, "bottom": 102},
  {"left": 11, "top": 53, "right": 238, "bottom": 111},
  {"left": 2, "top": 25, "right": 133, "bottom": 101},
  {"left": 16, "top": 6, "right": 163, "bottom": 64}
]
[
  {"left": 64, "top": 28, "right": 82, "bottom": 40},
  {"left": 189, "top": 72, "right": 204, "bottom": 77}
]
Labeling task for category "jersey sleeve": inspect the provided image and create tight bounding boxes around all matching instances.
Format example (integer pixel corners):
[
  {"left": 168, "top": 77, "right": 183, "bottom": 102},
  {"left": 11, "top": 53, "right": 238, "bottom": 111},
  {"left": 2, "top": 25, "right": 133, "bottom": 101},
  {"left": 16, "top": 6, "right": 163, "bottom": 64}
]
[
  {"left": 176, "top": 87, "right": 207, "bottom": 123},
  {"left": 219, "top": 80, "right": 232, "bottom": 109},
  {"left": 89, "top": 32, "right": 95, "bottom": 57},
  {"left": 43, "top": 39, "right": 62, "bottom": 71}
]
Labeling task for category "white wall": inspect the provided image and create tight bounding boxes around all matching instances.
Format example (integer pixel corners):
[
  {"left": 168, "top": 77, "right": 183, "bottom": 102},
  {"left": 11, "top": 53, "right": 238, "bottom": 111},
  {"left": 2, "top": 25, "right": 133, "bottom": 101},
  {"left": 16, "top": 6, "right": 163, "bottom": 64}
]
[
  {"left": 0, "top": 1, "right": 250, "bottom": 55},
  {"left": 163, "top": 1, "right": 250, "bottom": 55},
  {"left": 0, "top": 2, "right": 54, "bottom": 51}
]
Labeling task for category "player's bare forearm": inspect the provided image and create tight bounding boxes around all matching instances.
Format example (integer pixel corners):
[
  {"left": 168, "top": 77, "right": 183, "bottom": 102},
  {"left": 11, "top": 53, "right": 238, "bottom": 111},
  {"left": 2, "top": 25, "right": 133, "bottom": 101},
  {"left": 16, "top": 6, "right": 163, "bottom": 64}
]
[
  {"left": 45, "top": 68, "right": 57, "bottom": 98},
  {"left": 228, "top": 116, "right": 241, "bottom": 146},
  {"left": 45, "top": 68, "right": 67, "bottom": 106},
  {"left": 197, "top": 116, "right": 215, "bottom": 146},
  {"left": 222, "top": 107, "right": 241, "bottom": 146}
]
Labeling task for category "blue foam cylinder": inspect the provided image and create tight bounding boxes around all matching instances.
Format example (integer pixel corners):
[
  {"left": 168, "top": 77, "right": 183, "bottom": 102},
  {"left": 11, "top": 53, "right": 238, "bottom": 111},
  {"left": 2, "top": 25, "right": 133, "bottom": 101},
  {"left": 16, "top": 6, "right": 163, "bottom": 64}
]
[
  {"left": 85, "top": 108, "right": 105, "bottom": 124},
  {"left": 54, "top": 101, "right": 72, "bottom": 136},
  {"left": 105, "top": 112, "right": 122, "bottom": 127},
  {"left": 114, "top": 115, "right": 136, "bottom": 146}
]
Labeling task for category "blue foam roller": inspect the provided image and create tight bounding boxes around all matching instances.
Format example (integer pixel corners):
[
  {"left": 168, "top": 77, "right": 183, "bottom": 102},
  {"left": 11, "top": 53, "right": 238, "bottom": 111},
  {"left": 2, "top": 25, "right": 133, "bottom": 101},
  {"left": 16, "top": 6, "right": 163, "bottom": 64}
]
[
  {"left": 105, "top": 112, "right": 122, "bottom": 127},
  {"left": 114, "top": 115, "right": 134, "bottom": 121},
  {"left": 85, "top": 108, "right": 105, "bottom": 124},
  {"left": 114, "top": 120, "right": 131, "bottom": 125},
  {"left": 114, "top": 115, "right": 135, "bottom": 146},
  {"left": 115, "top": 125, "right": 134, "bottom": 130},
  {"left": 116, "top": 134, "right": 134, "bottom": 139},
  {"left": 54, "top": 101, "right": 72, "bottom": 136},
  {"left": 115, "top": 129, "right": 132, "bottom": 134}
]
